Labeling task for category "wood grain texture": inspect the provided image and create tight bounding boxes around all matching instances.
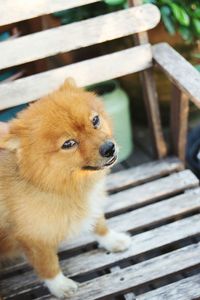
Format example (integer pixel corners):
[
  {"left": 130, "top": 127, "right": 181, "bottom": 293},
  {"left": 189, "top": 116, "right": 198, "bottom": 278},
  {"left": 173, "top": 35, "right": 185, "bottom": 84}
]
[
  {"left": 105, "top": 169, "right": 198, "bottom": 214},
  {"left": 0, "top": 4, "right": 160, "bottom": 70},
  {"left": 2, "top": 188, "right": 200, "bottom": 294},
  {"left": 153, "top": 43, "right": 200, "bottom": 108},
  {"left": 2, "top": 212, "right": 200, "bottom": 297},
  {"left": 137, "top": 274, "right": 200, "bottom": 300},
  {"left": 107, "top": 157, "right": 183, "bottom": 193},
  {"left": 128, "top": 0, "right": 167, "bottom": 160},
  {"left": 0, "top": 0, "right": 101, "bottom": 26},
  {"left": 0, "top": 44, "right": 152, "bottom": 110},
  {"left": 170, "top": 85, "right": 189, "bottom": 162},
  {"left": 2, "top": 170, "right": 196, "bottom": 279},
  {"left": 38, "top": 242, "right": 200, "bottom": 300}
]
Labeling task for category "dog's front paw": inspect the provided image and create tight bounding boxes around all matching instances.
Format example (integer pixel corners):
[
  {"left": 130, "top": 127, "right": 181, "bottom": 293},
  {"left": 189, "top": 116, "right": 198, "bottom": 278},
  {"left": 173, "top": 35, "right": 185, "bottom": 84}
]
[
  {"left": 96, "top": 230, "right": 131, "bottom": 252},
  {"left": 44, "top": 272, "right": 78, "bottom": 298}
]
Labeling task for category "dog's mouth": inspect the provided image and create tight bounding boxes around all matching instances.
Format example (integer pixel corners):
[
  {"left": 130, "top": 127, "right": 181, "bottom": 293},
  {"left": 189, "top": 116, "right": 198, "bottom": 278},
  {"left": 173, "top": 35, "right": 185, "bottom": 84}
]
[{"left": 82, "top": 155, "right": 117, "bottom": 171}]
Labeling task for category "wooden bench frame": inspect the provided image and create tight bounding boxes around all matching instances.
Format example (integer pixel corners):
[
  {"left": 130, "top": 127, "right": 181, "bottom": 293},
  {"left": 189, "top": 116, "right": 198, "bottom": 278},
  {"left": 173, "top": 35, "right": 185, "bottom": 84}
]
[{"left": 1, "top": 1, "right": 200, "bottom": 299}]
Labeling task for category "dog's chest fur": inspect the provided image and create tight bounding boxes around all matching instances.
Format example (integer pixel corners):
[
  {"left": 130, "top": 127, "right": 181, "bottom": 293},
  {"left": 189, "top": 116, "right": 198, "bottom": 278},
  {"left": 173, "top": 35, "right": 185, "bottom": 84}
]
[{"left": 3, "top": 177, "right": 105, "bottom": 246}]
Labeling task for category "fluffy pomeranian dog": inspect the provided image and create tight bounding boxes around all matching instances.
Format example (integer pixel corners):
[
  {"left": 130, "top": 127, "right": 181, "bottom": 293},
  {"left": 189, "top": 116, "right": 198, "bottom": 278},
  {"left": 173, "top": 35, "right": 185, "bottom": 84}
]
[{"left": 0, "top": 80, "right": 131, "bottom": 298}]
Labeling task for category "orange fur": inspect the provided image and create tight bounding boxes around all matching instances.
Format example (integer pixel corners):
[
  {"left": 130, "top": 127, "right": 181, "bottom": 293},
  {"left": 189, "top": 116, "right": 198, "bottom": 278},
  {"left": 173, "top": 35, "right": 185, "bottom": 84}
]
[{"left": 0, "top": 81, "right": 114, "bottom": 282}]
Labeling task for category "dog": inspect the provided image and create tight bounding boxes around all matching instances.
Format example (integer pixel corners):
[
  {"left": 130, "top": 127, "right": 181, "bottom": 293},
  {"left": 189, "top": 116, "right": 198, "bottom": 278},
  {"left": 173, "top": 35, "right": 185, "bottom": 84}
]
[{"left": 0, "top": 79, "right": 131, "bottom": 298}]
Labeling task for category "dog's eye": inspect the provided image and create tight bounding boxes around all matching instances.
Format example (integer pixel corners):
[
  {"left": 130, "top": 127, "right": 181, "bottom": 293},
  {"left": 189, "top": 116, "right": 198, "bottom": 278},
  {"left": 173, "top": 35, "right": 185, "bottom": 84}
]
[
  {"left": 92, "top": 115, "right": 100, "bottom": 129},
  {"left": 61, "top": 140, "right": 77, "bottom": 149}
]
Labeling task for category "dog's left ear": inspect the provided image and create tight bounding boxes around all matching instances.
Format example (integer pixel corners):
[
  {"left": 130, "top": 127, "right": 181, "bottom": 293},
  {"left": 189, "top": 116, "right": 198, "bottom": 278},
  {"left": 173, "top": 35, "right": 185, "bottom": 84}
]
[
  {"left": 59, "top": 78, "right": 77, "bottom": 90},
  {"left": 0, "top": 121, "right": 21, "bottom": 151}
]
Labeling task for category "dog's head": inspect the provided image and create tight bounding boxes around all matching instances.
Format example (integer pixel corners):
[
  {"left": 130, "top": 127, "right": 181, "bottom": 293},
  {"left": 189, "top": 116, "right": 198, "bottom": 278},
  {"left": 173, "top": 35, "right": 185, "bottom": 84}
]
[{"left": 0, "top": 80, "right": 117, "bottom": 192}]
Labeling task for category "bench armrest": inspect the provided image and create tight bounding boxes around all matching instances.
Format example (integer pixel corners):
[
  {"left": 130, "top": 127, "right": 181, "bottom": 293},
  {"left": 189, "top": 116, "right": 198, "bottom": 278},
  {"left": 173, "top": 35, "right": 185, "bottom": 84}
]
[{"left": 153, "top": 43, "right": 200, "bottom": 108}]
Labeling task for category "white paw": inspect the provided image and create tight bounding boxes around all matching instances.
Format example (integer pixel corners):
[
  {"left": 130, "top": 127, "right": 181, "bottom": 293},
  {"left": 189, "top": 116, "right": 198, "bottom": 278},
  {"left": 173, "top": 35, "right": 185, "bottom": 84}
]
[
  {"left": 96, "top": 230, "right": 131, "bottom": 252},
  {"left": 44, "top": 272, "right": 78, "bottom": 298}
]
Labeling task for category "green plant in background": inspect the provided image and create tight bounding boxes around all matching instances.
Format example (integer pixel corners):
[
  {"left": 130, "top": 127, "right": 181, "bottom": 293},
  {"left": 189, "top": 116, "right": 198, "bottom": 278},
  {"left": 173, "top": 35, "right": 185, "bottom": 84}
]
[
  {"left": 53, "top": 1, "right": 126, "bottom": 25},
  {"left": 144, "top": 0, "right": 200, "bottom": 43},
  {"left": 192, "top": 52, "right": 200, "bottom": 72}
]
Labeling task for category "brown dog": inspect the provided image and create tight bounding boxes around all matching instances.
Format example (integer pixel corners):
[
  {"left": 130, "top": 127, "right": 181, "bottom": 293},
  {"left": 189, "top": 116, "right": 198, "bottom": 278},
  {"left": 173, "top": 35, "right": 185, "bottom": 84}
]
[{"left": 0, "top": 80, "right": 131, "bottom": 298}]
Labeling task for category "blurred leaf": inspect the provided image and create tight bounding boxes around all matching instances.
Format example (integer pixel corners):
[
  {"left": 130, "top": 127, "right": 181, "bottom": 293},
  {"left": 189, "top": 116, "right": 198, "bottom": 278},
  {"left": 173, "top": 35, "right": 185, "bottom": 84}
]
[
  {"left": 195, "top": 64, "right": 200, "bottom": 72},
  {"left": 192, "top": 18, "right": 200, "bottom": 35},
  {"left": 170, "top": 3, "right": 190, "bottom": 26},
  {"left": 191, "top": 7, "right": 200, "bottom": 18},
  {"left": 161, "top": 6, "right": 176, "bottom": 35},
  {"left": 192, "top": 53, "right": 200, "bottom": 59},
  {"left": 160, "top": 5, "right": 171, "bottom": 16},
  {"left": 178, "top": 26, "right": 191, "bottom": 41},
  {"left": 143, "top": 0, "right": 157, "bottom": 3}
]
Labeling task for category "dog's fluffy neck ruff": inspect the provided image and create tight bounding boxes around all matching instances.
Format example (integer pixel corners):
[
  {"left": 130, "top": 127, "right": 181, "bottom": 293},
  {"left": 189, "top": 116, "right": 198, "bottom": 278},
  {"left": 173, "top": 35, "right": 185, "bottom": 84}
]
[{"left": 9, "top": 150, "right": 106, "bottom": 198}]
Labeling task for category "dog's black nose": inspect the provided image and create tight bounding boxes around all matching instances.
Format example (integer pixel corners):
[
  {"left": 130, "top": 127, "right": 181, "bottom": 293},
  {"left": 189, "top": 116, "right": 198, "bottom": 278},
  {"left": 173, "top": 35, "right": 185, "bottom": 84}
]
[{"left": 99, "top": 141, "right": 115, "bottom": 158}]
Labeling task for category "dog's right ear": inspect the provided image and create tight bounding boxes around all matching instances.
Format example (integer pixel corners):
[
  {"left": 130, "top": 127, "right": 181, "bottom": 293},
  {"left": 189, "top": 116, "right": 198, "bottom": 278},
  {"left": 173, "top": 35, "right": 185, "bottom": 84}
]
[
  {"left": 0, "top": 122, "right": 21, "bottom": 151},
  {"left": 59, "top": 78, "right": 77, "bottom": 91}
]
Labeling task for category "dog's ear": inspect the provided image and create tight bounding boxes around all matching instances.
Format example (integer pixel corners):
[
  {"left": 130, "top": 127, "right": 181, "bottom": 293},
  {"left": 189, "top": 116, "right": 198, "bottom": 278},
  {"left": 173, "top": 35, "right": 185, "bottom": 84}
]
[
  {"left": 59, "top": 78, "right": 77, "bottom": 90},
  {"left": 0, "top": 121, "right": 21, "bottom": 150}
]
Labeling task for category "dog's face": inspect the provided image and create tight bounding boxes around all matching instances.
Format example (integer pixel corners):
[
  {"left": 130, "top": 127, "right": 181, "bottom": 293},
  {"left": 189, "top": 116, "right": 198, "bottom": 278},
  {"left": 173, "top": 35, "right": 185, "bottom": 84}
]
[{"left": 0, "top": 80, "right": 117, "bottom": 191}]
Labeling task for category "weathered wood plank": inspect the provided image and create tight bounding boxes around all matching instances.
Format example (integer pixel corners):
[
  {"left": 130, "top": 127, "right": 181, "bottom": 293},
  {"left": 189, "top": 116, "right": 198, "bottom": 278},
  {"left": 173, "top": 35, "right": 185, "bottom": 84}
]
[
  {"left": 2, "top": 195, "right": 200, "bottom": 296},
  {"left": 0, "top": 0, "right": 101, "bottom": 26},
  {"left": 0, "top": 4, "right": 160, "bottom": 70},
  {"left": 153, "top": 43, "right": 200, "bottom": 108},
  {"left": 59, "top": 214, "right": 200, "bottom": 278},
  {"left": 2, "top": 187, "right": 200, "bottom": 278},
  {"left": 137, "top": 274, "right": 200, "bottom": 300},
  {"left": 107, "top": 157, "right": 183, "bottom": 193},
  {"left": 0, "top": 44, "right": 152, "bottom": 110},
  {"left": 129, "top": 0, "right": 167, "bottom": 160},
  {"left": 106, "top": 169, "right": 198, "bottom": 214},
  {"left": 38, "top": 242, "right": 200, "bottom": 300},
  {"left": 170, "top": 85, "right": 189, "bottom": 162}
]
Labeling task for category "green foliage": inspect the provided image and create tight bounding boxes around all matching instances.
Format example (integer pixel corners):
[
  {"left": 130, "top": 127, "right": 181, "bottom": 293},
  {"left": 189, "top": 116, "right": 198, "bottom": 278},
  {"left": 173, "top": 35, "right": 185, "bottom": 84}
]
[{"left": 144, "top": 0, "right": 200, "bottom": 43}]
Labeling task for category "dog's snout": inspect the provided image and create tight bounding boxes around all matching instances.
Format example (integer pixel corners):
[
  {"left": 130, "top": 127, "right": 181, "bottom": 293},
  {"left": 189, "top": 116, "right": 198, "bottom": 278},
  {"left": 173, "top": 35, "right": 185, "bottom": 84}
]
[{"left": 99, "top": 141, "right": 115, "bottom": 158}]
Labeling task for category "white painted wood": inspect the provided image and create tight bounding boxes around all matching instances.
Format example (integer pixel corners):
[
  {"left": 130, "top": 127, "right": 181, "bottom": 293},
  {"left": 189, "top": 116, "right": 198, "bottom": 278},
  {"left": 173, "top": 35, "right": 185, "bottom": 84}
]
[
  {"left": 153, "top": 43, "right": 200, "bottom": 108},
  {"left": 2, "top": 192, "right": 200, "bottom": 295},
  {"left": 2, "top": 184, "right": 200, "bottom": 278},
  {"left": 137, "top": 274, "right": 200, "bottom": 300},
  {"left": 107, "top": 156, "right": 183, "bottom": 193},
  {"left": 106, "top": 169, "right": 198, "bottom": 214},
  {"left": 58, "top": 242, "right": 200, "bottom": 300},
  {"left": 0, "top": 44, "right": 152, "bottom": 110},
  {"left": 0, "top": 5, "right": 160, "bottom": 70},
  {"left": 4, "top": 239, "right": 200, "bottom": 299},
  {"left": 0, "top": 0, "right": 101, "bottom": 26}
]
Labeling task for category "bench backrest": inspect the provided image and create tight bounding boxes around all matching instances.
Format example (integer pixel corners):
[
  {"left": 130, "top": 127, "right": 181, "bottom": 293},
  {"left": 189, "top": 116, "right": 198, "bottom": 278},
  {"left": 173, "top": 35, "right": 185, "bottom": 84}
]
[{"left": 0, "top": 0, "right": 160, "bottom": 110}]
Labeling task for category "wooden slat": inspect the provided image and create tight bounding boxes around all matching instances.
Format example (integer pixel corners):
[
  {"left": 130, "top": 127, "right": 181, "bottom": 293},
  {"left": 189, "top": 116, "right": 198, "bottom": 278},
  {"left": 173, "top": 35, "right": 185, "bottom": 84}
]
[
  {"left": 106, "top": 169, "right": 198, "bottom": 215},
  {"left": 34, "top": 243, "right": 200, "bottom": 300},
  {"left": 0, "top": 0, "right": 101, "bottom": 26},
  {"left": 2, "top": 213, "right": 200, "bottom": 297},
  {"left": 2, "top": 176, "right": 198, "bottom": 278},
  {"left": 2, "top": 188, "right": 200, "bottom": 295},
  {"left": 129, "top": 0, "right": 167, "bottom": 160},
  {"left": 107, "top": 157, "right": 183, "bottom": 193},
  {"left": 170, "top": 85, "right": 189, "bottom": 162},
  {"left": 0, "top": 44, "right": 153, "bottom": 110},
  {"left": 0, "top": 4, "right": 160, "bottom": 70},
  {"left": 153, "top": 43, "right": 200, "bottom": 108},
  {"left": 137, "top": 274, "right": 200, "bottom": 300}
]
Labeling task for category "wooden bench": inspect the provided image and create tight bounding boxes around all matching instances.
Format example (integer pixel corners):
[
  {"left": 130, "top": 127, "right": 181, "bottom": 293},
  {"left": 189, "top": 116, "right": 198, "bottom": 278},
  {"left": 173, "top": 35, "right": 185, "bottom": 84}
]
[{"left": 1, "top": 0, "right": 200, "bottom": 299}]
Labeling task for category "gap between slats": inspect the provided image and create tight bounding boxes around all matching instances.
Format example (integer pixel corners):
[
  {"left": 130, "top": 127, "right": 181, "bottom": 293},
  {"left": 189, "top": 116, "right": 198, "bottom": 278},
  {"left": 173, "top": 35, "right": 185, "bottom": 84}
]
[
  {"left": 137, "top": 274, "right": 200, "bottom": 300},
  {"left": 1, "top": 189, "right": 200, "bottom": 296},
  {"left": 4, "top": 236, "right": 200, "bottom": 300},
  {"left": 0, "top": 44, "right": 152, "bottom": 110},
  {"left": 0, "top": 170, "right": 198, "bottom": 279},
  {"left": 0, "top": 4, "right": 160, "bottom": 70},
  {"left": 0, "top": 0, "right": 101, "bottom": 26},
  {"left": 107, "top": 156, "right": 183, "bottom": 193}
]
